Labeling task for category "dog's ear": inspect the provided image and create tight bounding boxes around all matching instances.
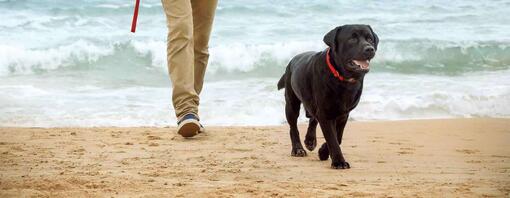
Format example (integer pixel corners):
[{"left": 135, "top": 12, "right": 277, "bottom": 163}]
[
  {"left": 323, "top": 26, "right": 343, "bottom": 50},
  {"left": 367, "top": 25, "right": 379, "bottom": 50}
]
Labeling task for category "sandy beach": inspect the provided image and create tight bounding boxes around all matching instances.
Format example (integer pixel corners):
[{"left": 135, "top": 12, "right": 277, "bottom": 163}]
[{"left": 0, "top": 118, "right": 508, "bottom": 197}]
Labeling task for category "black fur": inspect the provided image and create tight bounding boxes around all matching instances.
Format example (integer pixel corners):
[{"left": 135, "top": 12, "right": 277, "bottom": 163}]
[{"left": 278, "top": 24, "right": 378, "bottom": 169}]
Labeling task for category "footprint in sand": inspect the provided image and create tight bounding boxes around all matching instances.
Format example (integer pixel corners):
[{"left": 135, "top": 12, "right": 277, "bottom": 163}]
[
  {"left": 261, "top": 141, "right": 278, "bottom": 147},
  {"left": 111, "top": 131, "right": 122, "bottom": 138},
  {"left": 456, "top": 149, "right": 479, "bottom": 154},
  {"left": 227, "top": 147, "right": 253, "bottom": 152},
  {"left": 147, "top": 135, "right": 162, "bottom": 140},
  {"left": 397, "top": 147, "right": 415, "bottom": 155},
  {"left": 490, "top": 155, "right": 510, "bottom": 158},
  {"left": 68, "top": 148, "right": 86, "bottom": 155}
]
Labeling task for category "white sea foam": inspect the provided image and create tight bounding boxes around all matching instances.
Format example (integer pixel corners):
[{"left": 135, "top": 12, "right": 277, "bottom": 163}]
[
  {"left": 2, "top": 38, "right": 509, "bottom": 77},
  {"left": 0, "top": 40, "right": 114, "bottom": 76},
  {"left": 131, "top": 40, "right": 167, "bottom": 69},
  {"left": 1, "top": 70, "right": 509, "bottom": 127},
  {"left": 96, "top": 4, "right": 124, "bottom": 9}
]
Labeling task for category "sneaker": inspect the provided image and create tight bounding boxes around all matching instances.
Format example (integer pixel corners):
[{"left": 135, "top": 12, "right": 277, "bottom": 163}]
[{"left": 177, "top": 114, "right": 200, "bottom": 137}]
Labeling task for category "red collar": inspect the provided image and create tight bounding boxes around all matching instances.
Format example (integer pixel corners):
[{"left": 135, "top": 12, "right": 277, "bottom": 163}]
[{"left": 326, "top": 48, "right": 355, "bottom": 83}]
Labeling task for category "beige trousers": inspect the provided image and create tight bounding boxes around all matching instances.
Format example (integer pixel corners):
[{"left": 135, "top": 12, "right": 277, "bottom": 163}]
[{"left": 161, "top": 0, "right": 217, "bottom": 120}]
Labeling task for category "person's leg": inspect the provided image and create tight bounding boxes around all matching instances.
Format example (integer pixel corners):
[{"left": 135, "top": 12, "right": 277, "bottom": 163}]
[
  {"left": 190, "top": 0, "right": 218, "bottom": 95},
  {"left": 161, "top": 0, "right": 198, "bottom": 120},
  {"left": 162, "top": 0, "right": 200, "bottom": 137}
]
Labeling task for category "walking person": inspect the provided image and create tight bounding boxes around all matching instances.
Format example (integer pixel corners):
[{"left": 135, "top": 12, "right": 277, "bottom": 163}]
[{"left": 161, "top": 0, "right": 218, "bottom": 137}]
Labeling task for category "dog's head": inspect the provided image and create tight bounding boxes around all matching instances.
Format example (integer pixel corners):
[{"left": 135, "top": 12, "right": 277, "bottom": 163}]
[{"left": 323, "top": 24, "right": 378, "bottom": 75}]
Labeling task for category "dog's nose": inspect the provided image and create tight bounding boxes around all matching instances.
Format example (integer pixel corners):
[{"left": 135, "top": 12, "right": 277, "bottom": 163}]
[
  {"left": 364, "top": 46, "right": 374, "bottom": 53},
  {"left": 363, "top": 46, "right": 375, "bottom": 57}
]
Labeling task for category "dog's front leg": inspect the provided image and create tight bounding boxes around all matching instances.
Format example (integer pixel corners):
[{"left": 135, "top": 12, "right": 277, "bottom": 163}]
[
  {"left": 335, "top": 115, "right": 348, "bottom": 145},
  {"left": 318, "top": 119, "right": 350, "bottom": 169}
]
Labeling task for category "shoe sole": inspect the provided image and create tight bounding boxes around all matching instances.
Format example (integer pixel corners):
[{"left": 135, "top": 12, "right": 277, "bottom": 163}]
[{"left": 177, "top": 119, "right": 200, "bottom": 138}]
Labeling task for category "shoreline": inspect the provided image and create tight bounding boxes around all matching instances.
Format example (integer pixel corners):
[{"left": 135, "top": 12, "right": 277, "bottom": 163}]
[
  {"left": 1, "top": 118, "right": 509, "bottom": 197},
  {"left": 2, "top": 117, "right": 508, "bottom": 128}
]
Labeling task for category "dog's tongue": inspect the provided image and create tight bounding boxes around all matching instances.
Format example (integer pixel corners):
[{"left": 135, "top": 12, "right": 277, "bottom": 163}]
[{"left": 353, "top": 60, "right": 370, "bottom": 69}]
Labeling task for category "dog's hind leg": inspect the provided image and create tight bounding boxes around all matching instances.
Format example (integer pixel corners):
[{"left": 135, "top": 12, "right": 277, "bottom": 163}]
[
  {"left": 304, "top": 115, "right": 318, "bottom": 151},
  {"left": 318, "top": 142, "right": 329, "bottom": 161},
  {"left": 285, "top": 87, "right": 306, "bottom": 157}
]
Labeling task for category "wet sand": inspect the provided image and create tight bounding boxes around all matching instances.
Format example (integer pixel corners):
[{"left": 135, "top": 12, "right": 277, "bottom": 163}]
[{"left": 0, "top": 118, "right": 509, "bottom": 197}]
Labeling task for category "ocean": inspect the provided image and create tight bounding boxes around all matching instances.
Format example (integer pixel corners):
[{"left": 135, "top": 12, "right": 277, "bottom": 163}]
[{"left": 0, "top": 0, "right": 509, "bottom": 127}]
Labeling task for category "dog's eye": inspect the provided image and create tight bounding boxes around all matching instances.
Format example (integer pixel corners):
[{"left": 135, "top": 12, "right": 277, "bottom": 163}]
[
  {"left": 366, "top": 37, "right": 373, "bottom": 43},
  {"left": 349, "top": 33, "right": 358, "bottom": 42}
]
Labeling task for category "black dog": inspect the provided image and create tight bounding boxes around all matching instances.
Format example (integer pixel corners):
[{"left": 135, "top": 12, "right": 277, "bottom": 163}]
[{"left": 277, "top": 24, "right": 378, "bottom": 169}]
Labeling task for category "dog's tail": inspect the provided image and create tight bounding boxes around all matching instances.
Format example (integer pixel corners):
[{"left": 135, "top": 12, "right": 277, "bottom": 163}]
[{"left": 277, "top": 65, "right": 289, "bottom": 90}]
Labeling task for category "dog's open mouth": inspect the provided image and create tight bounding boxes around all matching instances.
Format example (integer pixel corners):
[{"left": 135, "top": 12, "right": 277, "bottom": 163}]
[{"left": 352, "top": 60, "right": 370, "bottom": 70}]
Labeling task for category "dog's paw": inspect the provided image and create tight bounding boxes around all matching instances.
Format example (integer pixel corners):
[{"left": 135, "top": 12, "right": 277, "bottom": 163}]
[
  {"left": 318, "top": 143, "right": 329, "bottom": 161},
  {"left": 331, "top": 161, "right": 350, "bottom": 169},
  {"left": 304, "top": 138, "right": 317, "bottom": 151},
  {"left": 291, "top": 147, "right": 307, "bottom": 157}
]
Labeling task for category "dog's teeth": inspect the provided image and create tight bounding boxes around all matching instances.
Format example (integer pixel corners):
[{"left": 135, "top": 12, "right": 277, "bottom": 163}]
[{"left": 353, "top": 60, "right": 370, "bottom": 70}]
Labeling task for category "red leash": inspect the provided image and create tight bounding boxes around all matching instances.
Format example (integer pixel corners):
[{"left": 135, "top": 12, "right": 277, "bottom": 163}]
[{"left": 131, "top": 0, "right": 141, "bottom": 33}]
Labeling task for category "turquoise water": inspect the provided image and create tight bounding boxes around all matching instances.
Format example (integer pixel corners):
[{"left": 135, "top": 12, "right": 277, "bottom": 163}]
[{"left": 0, "top": 0, "right": 509, "bottom": 126}]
